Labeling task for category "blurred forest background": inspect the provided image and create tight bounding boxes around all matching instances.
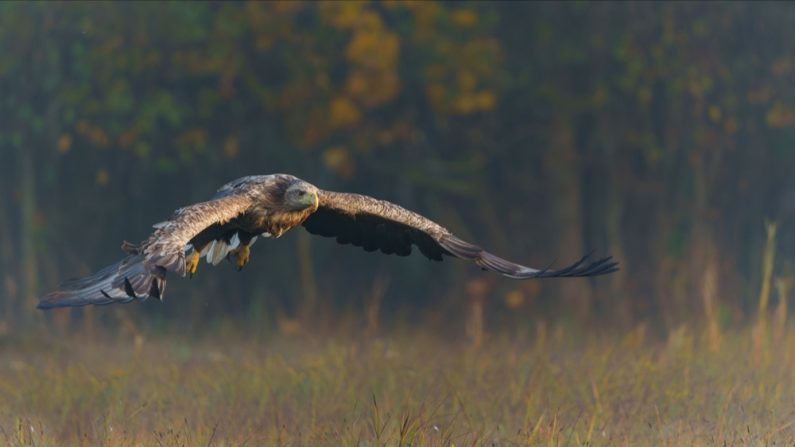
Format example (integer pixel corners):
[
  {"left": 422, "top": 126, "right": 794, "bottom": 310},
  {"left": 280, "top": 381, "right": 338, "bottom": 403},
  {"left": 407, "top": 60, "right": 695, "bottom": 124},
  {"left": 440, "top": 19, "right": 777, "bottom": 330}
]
[{"left": 3, "top": 1, "right": 795, "bottom": 336}]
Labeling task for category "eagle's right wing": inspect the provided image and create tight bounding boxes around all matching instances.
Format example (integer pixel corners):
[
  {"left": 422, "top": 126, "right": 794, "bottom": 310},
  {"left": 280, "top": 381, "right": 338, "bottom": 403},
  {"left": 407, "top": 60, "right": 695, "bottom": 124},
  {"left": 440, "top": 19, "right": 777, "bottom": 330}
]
[{"left": 303, "top": 190, "right": 618, "bottom": 279}]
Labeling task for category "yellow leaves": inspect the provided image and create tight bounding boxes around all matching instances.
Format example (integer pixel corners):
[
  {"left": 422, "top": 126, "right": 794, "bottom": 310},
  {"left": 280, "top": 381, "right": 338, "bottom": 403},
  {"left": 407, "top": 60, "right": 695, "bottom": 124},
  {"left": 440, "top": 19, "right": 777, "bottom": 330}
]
[
  {"left": 592, "top": 84, "right": 609, "bottom": 108},
  {"left": 747, "top": 84, "right": 772, "bottom": 104},
  {"left": 410, "top": 5, "right": 501, "bottom": 117},
  {"left": 451, "top": 90, "right": 496, "bottom": 114},
  {"left": 637, "top": 86, "right": 652, "bottom": 105},
  {"left": 458, "top": 71, "right": 477, "bottom": 91},
  {"left": 503, "top": 283, "right": 541, "bottom": 310},
  {"left": 245, "top": 1, "right": 300, "bottom": 50},
  {"left": 251, "top": 2, "right": 501, "bottom": 151},
  {"left": 321, "top": 5, "right": 403, "bottom": 108},
  {"left": 425, "top": 83, "right": 445, "bottom": 110},
  {"left": 299, "top": 106, "right": 329, "bottom": 149},
  {"left": 708, "top": 105, "right": 722, "bottom": 123},
  {"left": 425, "top": 84, "right": 497, "bottom": 115},
  {"left": 321, "top": 2, "right": 366, "bottom": 29},
  {"left": 504, "top": 289, "right": 524, "bottom": 309},
  {"left": 724, "top": 117, "right": 739, "bottom": 134},
  {"left": 95, "top": 168, "right": 109, "bottom": 187},
  {"left": 322, "top": 145, "right": 355, "bottom": 179},
  {"left": 235, "top": 2, "right": 502, "bottom": 150},
  {"left": 427, "top": 69, "right": 497, "bottom": 115},
  {"left": 97, "top": 34, "right": 124, "bottom": 56},
  {"left": 177, "top": 129, "right": 208, "bottom": 146},
  {"left": 346, "top": 19, "right": 399, "bottom": 71},
  {"left": 451, "top": 8, "right": 478, "bottom": 28},
  {"left": 425, "top": 63, "right": 446, "bottom": 80},
  {"left": 329, "top": 96, "right": 361, "bottom": 129},
  {"left": 118, "top": 127, "right": 140, "bottom": 149},
  {"left": 766, "top": 102, "right": 795, "bottom": 128},
  {"left": 477, "top": 90, "right": 496, "bottom": 110},
  {"left": 76, "top": 120, "right": 110, "bottom": 147},
  {"left": 341, "top": 10, "right": 401, "bottom": 107},
  {"left": 223, "top": 135, "right": 239, "bottom": 159},
  {"left": 771, "top": 57, "right": 793, "bottom": 78},
  {"left": 688, "top": 75, "right": 713, "bottom": 99},
  {"left": 324, "top": 5, "right": 399, "bottom": 71},
  {"left": 403, "top": 1, "right": 442, "bottom": 41},
  {"left": 57, "top": 134, "right": 72, "bottom": 154},
  {"left": 271, "top": 0, "right": 305, "bottom": 15},
  {"left": 172, "top": 49, "right": 225, "bottom": 75},
  {"left": 346, "top": 69, "right": 400, "bottom": 108},
  {"left": 255, "top": 34, "right": 273, "bottom": 51},
  {"left": 176, "top": 129, "right": 208, "bottom": 158}
]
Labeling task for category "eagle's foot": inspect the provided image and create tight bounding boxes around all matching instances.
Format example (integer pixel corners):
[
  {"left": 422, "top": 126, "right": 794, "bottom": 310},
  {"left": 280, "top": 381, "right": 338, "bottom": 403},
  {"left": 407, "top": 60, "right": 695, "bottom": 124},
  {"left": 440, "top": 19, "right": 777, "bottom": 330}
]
[
  {"left": 186, "top": 250, "right": 200, "bottom": 277},
  {"left": 228, "top": 245, "right": 250, "bottom": 271}
]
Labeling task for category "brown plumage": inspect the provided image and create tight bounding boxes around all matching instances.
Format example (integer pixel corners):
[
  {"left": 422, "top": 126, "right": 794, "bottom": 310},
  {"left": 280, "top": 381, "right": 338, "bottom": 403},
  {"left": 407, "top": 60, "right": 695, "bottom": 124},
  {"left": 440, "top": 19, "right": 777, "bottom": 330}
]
[{"left": 38, "top": 174, "right": 618, "bottom": 309}]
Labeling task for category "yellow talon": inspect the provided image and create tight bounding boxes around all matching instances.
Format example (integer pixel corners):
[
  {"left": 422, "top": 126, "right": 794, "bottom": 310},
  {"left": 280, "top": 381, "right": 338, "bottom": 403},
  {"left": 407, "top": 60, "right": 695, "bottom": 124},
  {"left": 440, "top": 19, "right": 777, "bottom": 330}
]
[
  {"left": 229, "top": 245, "right": 251, "bottom": 271},
  {"left": 186, "top": 250, "right": 200, "bottom": 277}
]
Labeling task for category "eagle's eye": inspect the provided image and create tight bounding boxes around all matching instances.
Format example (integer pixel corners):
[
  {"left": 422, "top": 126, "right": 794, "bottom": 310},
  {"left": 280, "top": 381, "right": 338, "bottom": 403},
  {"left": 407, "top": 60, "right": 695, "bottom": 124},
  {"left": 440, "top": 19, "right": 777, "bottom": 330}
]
[{"left": 297, "top": 190, "right": 305, "bottom": 197}]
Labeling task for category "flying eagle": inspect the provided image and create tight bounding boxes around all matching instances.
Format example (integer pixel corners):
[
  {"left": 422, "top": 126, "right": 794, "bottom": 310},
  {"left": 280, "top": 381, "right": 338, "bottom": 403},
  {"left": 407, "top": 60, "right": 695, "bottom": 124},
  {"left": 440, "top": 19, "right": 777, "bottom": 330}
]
[{"left": 38, "top": 174, "right": 618, "bottom": 309}]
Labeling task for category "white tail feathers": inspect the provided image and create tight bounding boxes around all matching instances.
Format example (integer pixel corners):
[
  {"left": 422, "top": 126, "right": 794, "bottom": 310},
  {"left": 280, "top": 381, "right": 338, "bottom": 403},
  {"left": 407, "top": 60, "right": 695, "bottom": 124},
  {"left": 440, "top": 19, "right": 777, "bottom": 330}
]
[{"left": 38, "top": 254, "right": 167, "bottom": 309}]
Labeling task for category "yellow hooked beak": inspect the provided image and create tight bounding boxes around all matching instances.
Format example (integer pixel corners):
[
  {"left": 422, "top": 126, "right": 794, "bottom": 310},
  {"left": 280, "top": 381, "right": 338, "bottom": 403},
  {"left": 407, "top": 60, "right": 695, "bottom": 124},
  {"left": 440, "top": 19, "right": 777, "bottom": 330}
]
[{"left": 300, "top": 190, "right": 319, "bottom": 210}]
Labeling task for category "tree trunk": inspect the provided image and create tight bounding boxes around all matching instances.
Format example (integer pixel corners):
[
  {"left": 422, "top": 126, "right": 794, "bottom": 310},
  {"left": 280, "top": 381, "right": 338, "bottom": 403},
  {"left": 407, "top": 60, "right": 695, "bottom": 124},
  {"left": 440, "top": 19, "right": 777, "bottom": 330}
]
[
  {"left": 18, "top": 145, "right": 38, "bottom": 324},
  {"left": 0, "top": 192, "right": 13, "bottom": 324},
  {"left": 690, "top": 137, "right": 723, "bottom": 345},
  {"left": 544, "top": 114, "right": 591, "bottom": 320}
]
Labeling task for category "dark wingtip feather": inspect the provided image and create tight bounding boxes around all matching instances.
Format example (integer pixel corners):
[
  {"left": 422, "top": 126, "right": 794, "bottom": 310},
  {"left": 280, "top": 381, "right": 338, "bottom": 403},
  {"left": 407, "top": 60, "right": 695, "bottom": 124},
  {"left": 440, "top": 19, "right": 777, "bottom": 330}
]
[
  {"left": 534, "top": 255, "right": 619, "bottom": 278},
  {"left": 439, "top": 234, "right": 619, "bottom": 280}
]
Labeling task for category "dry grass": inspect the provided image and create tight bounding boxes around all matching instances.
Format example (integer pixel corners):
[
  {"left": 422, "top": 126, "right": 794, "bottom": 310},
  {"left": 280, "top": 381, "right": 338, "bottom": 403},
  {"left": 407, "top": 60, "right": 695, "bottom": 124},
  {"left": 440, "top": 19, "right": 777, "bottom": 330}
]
[{"left": 1, "top": 322, "right": 795, "bottom": 446}]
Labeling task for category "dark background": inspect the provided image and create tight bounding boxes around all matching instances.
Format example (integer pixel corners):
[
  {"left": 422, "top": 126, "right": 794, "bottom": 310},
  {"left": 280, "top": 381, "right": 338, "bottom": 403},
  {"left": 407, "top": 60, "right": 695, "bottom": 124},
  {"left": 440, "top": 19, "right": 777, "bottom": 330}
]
[{"left": 3, "top": 1, "right": 795, "bottom": 336}]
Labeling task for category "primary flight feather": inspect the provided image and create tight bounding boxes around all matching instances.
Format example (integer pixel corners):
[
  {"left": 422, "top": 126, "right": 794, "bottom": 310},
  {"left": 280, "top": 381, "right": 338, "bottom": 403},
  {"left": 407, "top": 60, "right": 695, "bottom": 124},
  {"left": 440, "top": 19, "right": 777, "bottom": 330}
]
[{"left": 38, "top": 174, "right": 618, "bottom": 309}]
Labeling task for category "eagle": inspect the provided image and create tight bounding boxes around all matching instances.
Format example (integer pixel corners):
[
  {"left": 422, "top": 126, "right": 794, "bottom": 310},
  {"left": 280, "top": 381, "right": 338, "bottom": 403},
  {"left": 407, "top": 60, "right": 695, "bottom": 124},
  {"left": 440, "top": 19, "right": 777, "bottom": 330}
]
[{"left": 38, "top": 174, "right": 618, "bottom": 309}]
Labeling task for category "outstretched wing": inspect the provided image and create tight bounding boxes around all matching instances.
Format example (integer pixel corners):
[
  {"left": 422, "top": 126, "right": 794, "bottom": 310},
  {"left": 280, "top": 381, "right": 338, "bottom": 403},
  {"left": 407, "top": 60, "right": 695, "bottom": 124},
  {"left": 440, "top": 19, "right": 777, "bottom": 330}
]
[
  {"left": 38, "top": 175, "right": 296, "bottom": 309},
  {"left": 142, "top": 192, "right": 254, "bottom": 276},
  {"left": 39, "top": 191, "right": 255, "bottom": 309},
  {"left": 302, "top": 190, "right": 618, "bottom": 279}
]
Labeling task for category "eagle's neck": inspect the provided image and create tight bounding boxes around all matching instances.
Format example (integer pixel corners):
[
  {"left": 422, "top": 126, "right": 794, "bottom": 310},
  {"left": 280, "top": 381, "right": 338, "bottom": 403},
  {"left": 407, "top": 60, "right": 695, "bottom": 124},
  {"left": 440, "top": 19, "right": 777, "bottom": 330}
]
[{"left": 262, "top": 207, "right": 315, "bottom": 238}]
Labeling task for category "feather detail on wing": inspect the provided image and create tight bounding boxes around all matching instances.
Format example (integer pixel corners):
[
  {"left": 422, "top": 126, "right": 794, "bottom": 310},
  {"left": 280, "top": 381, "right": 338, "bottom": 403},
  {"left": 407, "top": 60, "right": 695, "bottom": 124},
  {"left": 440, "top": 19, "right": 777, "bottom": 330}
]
[
  {"left": 37, "top": 254, "right": 166, "bottom": 309},
  {"left": 302, "top": 190, "right": 618, "bottom": 279},
  {"left": 38, "top": 178, "right": 270, "bottom": 309},
  {"left": 437, "top": 235, "right": 618, "bottom": 279},
  {"left": 142, "top": 193, "right": 253, "bottom": 276}
]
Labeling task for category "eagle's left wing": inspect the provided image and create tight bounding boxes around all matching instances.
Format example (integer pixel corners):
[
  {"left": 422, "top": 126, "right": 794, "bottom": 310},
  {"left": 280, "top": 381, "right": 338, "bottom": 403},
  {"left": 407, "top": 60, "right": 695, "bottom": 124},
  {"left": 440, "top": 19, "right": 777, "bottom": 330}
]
[
  {"left": 141, "top": 193, "right": 254, "bottom": 276},
  {"left": 38, "top": 192, "right": 254, "bottom": 309},
  {"left": 302, "top": 190, "right": 618, "bottom": 279}
]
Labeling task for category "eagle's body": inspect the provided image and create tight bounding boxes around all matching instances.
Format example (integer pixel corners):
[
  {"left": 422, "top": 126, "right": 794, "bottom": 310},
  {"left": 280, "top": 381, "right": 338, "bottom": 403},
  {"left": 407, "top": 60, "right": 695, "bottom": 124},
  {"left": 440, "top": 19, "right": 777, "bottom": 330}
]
[{"left": 39, "top": 174, "right": 618, "bottom": 309}]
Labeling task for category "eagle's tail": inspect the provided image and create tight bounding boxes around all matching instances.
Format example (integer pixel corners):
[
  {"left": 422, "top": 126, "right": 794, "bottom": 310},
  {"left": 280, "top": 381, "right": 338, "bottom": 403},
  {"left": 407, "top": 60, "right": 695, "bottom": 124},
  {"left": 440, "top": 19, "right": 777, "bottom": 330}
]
[{"left": 37, "top": 255, "right": 167, "bottom": 309}]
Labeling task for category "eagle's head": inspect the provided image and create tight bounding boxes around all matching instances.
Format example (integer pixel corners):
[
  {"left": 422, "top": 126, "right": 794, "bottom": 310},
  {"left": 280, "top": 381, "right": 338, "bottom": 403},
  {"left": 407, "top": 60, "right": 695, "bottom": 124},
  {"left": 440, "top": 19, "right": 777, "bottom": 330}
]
[{"left": 284, "top": 180, "right": 319, "bottom": 211}]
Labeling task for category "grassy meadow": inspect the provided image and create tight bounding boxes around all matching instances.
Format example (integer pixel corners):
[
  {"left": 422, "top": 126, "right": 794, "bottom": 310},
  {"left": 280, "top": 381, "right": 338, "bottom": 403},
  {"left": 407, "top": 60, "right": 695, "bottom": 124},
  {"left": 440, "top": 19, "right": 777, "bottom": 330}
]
[{"left": 1, "top": 321, "right": 795, "bottom": 446}]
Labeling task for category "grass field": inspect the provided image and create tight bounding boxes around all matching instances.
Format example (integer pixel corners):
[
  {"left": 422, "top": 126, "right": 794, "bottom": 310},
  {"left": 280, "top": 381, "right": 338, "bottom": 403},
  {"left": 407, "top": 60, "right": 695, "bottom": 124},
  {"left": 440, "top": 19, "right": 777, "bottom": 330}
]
[{"left": 1, "top": 322, "right": 794, "bottom": 446}]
